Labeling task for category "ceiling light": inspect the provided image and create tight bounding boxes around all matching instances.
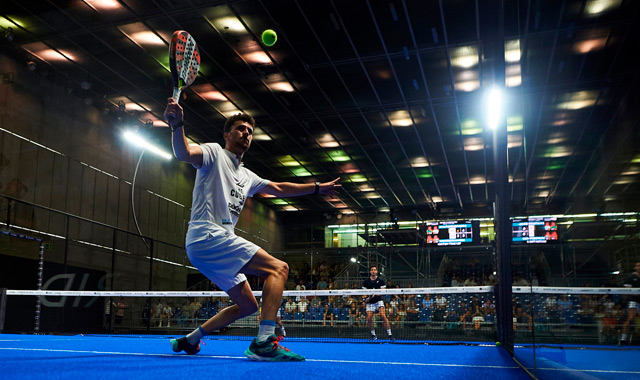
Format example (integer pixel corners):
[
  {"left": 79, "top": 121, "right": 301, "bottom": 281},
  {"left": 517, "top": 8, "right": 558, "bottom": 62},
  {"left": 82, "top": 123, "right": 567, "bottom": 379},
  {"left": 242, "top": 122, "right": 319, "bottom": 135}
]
[
  {"left": 505, "top": 39, "right": 521, "bottom": 63},
  {"left": 450, "top": 46, "right": 478, "bottom": 68},
  {"left": 585, "top": 0, "right": 621, "bottom": 16},
  {"left": 317, "top": 133, "right": 339, "bottom": 148},
  {"left": 22, "top": 42, "right": 77, "bottom": 63},
  {"left": 83, "top": 0, "right": 122, "bottom": 11},
  {"left": 216, "top": 16, "right": 246, "bottom": 33},
  {"left": 327, "top": 150, "right": 350, "bottom": 162},
  {"left": 410, "top": 157, "right": 430, "bottom": 168},
  {"left": 252, "top": 127, "right": 272, "bottom": 141},
  {"left": 268, "top": 81, "right": 295, "bottom": 92},
  {"left": 556, "top": 91, "right": 598, "bottom": 110},
  {"left": 505, "top": 64, "right": 521, "bottom": 87},
  {"left": 244, "top": 51, "right": 271, "bottom": 64}
]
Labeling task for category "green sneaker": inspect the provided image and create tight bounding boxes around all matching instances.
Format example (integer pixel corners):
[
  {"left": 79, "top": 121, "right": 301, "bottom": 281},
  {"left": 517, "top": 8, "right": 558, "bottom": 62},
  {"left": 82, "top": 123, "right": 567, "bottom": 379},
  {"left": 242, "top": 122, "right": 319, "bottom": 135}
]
[
  {"left": 170, "top": 336, "right": 200, "bottom": 355},
  {"left": 244, "top": 335, "right": 305, "bottom": 361}
]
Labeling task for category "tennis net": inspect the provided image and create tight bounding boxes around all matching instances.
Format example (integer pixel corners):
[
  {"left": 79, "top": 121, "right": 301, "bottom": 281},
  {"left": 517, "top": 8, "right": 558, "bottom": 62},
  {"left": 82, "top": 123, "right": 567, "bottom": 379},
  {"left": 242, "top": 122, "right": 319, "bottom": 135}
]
[
  {"left": 2, "top": 286, "right": 497, "bottom": 344},
  {"left": 512, "top": 286, "right": 640, "bottom": 346}
]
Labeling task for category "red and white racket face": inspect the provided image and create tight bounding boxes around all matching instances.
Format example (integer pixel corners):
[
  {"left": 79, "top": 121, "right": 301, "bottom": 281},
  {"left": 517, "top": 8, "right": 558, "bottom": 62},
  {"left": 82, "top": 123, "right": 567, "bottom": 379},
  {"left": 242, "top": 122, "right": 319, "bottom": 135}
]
[{"left": 169, "top": 31, "right": 200, "bottom": 96}]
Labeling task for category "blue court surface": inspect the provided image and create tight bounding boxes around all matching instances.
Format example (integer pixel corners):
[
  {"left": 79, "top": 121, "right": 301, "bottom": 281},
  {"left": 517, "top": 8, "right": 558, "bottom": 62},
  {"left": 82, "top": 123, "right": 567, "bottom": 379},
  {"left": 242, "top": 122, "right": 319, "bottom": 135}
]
[{"left": 0, "top": 334, "right": 637, "bottom": 379}]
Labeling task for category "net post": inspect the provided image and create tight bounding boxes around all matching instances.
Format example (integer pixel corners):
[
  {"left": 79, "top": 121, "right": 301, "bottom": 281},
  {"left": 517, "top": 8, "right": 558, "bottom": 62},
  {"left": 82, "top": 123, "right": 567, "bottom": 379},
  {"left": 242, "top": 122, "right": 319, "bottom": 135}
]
[
  {"left": 0, "top": 288, "right": 7, "bottom": 333},
  {"left": 488, "top": 0, "right": 514, "bottom": 355}
]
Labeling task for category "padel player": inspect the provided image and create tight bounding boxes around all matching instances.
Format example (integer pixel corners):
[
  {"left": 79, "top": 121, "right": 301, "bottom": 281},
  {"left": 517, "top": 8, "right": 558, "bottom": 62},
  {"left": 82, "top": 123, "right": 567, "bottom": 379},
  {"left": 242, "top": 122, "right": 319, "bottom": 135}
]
[
  {"left": 164, "top": 99, "right": 340, "bottom": 361},
  {"left": 363, "top": 265, "right": 394, "bottom": 341},
  {"left": 620, "top": 260, "right": 640, "bottom": 345}
]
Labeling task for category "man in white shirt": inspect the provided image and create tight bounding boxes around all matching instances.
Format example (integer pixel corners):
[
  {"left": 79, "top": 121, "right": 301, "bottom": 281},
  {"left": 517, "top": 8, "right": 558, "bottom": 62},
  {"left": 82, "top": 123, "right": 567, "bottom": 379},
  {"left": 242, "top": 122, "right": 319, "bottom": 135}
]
[{"left": 165, "top": 99, "right": 340, "bottom": 361}]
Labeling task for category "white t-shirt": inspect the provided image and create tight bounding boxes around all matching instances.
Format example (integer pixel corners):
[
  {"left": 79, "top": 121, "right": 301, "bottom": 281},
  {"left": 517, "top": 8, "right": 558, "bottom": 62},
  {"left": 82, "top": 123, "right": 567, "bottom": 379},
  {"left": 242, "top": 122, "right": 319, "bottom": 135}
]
[{"left": 186, "top": 143, "right": 269, "bottom": 246}]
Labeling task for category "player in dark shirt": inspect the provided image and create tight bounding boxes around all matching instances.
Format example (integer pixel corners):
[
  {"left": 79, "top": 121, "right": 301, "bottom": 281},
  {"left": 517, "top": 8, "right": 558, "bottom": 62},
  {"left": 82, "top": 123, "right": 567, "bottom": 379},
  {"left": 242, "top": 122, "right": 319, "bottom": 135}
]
[
  {"left": 621, "top": 260, "right": 640, "bottom": 345},
  {"left": 363, "top": 266, "right": 394, "bottom": 341}
]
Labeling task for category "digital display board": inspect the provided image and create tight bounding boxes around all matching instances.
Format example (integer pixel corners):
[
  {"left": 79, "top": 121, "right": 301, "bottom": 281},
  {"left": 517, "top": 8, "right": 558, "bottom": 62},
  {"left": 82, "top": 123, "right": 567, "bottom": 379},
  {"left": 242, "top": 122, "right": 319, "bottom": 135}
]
[
  {"left": 512, "top": 217, "right": 558, "bottom": 244},
  {"left": 424, "top": 220, "right": 477, "bottom": 246}
]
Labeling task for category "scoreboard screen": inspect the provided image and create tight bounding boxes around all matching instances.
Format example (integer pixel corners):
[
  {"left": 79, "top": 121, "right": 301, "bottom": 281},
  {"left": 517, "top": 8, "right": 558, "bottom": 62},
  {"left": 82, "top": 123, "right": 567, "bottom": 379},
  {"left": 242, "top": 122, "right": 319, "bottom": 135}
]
[
  {"left": 512, "top": 218, "right": 558, "bottom": 244},
  {"left": 424, "top": 220, "right": 477, "bottom": 246}
]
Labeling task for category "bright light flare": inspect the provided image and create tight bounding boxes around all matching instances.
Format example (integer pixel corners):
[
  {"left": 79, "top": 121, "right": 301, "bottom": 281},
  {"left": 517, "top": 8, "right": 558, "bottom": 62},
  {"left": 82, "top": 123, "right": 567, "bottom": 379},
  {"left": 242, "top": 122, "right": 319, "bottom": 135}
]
[
  {"left": 487, "top": 88, "right": 504, "bottom": 130},
  {"left": 123, "top": 131, "right": 172, "bottom": 160}
]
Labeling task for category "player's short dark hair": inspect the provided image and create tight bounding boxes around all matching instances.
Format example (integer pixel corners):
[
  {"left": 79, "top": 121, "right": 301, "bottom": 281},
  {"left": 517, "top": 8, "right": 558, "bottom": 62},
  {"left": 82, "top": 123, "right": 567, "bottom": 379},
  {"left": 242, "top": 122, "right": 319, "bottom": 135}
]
[
  {"left": 224, "top": 113, "right": 255, "bottom": 133},
  {"left": 370, "top": 265, "right": 377, "bottom": 270}
]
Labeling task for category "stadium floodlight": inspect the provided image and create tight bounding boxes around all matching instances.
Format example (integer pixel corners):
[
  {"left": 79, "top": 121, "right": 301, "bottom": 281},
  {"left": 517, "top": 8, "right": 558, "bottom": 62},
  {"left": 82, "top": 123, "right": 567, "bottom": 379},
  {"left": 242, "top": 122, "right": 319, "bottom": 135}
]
[
  {"left": 123, "top": 130, "right": 172, "bottom": 160},
  {"left": 486, "top": 87, "right": 504, "bottom": 130}
]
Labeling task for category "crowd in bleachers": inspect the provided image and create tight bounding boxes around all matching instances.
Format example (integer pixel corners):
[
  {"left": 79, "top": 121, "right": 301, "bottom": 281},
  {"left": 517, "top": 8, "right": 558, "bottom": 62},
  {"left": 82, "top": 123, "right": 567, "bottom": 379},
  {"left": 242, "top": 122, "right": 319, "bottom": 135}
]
[{"left": 512, "top": 291, "right": 636, "bottom": 343}]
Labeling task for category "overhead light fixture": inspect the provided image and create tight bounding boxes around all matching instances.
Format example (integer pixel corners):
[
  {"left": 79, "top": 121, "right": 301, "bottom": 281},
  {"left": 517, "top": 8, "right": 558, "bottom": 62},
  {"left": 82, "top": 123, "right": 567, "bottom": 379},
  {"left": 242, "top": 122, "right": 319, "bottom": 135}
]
[
  {"left": 123, "top": 130, "right": 172, "bottom": 160},
  {"left": 350, "top": 257, "right": 357, "bottom": 263},
  {"left": 486, "top": 87, "right": 504, "bottom": 130},
  {"left": 83, "top": 0, "right": 122, "bottom": 12}
]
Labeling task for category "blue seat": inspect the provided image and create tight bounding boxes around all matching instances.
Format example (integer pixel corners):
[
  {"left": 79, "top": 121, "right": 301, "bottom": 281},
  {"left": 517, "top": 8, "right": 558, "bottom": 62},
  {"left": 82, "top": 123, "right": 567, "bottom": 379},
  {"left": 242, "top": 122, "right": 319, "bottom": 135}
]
[{"left": 294, "top": 312, "right": 303, "bottom": 320}]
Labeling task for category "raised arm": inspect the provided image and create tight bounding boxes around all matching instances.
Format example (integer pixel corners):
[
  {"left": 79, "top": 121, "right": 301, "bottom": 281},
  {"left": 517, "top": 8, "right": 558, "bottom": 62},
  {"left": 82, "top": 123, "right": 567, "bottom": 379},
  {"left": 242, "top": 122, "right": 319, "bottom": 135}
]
[{"left": 164, "top": 98, "right": 203, "bottom": 167}]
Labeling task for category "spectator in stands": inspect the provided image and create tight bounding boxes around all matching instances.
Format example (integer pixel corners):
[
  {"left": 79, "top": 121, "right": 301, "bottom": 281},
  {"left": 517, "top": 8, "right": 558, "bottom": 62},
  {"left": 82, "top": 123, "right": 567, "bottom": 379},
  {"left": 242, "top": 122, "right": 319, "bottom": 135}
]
[
  {"left": 295, "top": 281, "right": 306, "bottom": 301},
  {"left": 515, "top": 303, "right": 532, "bottom": 331},
  {"left": 483, "top": 298, "right": 495, "bottom": 315},
  {"left": 152, "top": 300, "right": 164, "bottom": 328},
  {"left": 406, "top": 299, "right": 420, "bottom": 325},
  {"left": 557, "top": 295, "right": 573, "bottom": 315},
  {"left": 316, "top": 276, "right": 327, "bottom": 290},
  {"left": 464, "top": 277, "right": 477, "bottom": 287},
  {"left": 456, "top": 300, "right": 470, "bottom": 329},
  {"left": 434, "top": 294, "right": 448, "bottom": 309},
  {"left": 160, "top": 302, "right": 173, "bottom": 327},
  {"left": 389, "top": 295, "right": 400, "bottom": 314},
  {"left": 451, "top": 276, "right": 460, "bottom": 287},
  {"left": 513, "top": 275, "right": 529, "bottom": 286},
  {"left": 469, "top": 295, "right": 482, "bottom": 315},
  {"left": 397, "top": 304, "right": 407, "bottom": 328},
  {"left": 432, "top": 303, "right": 446, "bottom": 322},
  {"left": 115, "top": 298, "right": 127, "bottom": 325},
  {"left": 327, "top": 277, "right": 335, "bottom": 289},
  {"left": 472, "top": 309, "right": 485, "bottom": 330},
  {"left": 421, "top": 294, "right": 433, "bottom": 310},
  {"left": 285, "top": 298, "right": 297, "bottom": 317},
  {"left": 348, "top": 303, "right": 360, "bottom": 327},
  {"left": 309, "top": 295, "right": 321, "bottom": 309},
  {"left": 297, "top": 296, "right": 309, "bottom": 315},
  {"left": 322, "top": 304, "right": 334, "bottom": 327}
]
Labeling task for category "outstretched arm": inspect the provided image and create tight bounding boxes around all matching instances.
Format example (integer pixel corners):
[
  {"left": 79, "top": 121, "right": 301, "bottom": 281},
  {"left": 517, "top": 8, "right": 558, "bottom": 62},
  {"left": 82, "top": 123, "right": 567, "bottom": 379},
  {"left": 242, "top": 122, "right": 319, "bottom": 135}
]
[{"left": 260, "top": 177, "right": 341, "bottom": 198}]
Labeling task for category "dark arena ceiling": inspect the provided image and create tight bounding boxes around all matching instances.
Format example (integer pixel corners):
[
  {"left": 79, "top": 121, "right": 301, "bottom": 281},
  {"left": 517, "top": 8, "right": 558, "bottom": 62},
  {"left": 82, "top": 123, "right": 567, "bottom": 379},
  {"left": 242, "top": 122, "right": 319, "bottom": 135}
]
[{"left": 1, "top": 0, "right": 639, "bottom": 220}]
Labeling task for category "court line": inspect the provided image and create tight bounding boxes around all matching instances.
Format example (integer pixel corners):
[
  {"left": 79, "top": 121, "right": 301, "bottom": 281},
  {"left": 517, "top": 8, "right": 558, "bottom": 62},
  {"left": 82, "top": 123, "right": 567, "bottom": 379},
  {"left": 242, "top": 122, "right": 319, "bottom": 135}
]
[
  {"left": 2, "top": 347, "right": 638, "bottom": 374},
  {"left": 0, "top": 347, "right": 518, "bottom": 369}
]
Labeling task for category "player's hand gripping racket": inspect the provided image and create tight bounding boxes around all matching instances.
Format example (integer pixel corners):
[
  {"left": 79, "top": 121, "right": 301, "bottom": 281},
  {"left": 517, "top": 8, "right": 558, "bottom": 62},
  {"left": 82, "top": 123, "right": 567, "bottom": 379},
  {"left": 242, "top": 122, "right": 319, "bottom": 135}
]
[{"left": 169, "top": 30, "right": 200, "bottom": 104}]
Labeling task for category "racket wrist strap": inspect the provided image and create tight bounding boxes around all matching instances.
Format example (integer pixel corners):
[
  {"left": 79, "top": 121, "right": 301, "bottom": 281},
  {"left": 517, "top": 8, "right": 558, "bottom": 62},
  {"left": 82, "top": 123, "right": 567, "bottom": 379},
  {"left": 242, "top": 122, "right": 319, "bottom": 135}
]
[
  {"left": 170, "top": 121, "right": 184, "bottom": 132},
  {"left": 314, "top": 181, "right": 320, "bottom": 195}
]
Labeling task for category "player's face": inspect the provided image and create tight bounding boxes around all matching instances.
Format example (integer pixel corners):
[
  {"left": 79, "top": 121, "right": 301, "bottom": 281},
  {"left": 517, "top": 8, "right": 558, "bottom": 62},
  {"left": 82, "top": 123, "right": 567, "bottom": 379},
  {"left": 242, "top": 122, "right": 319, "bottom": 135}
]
[
  {"left": 370, "top": 267, "right": 378, "bottom": 276},
  {"left": 225, "top": 120, "right": 253, "bottom": 152}
]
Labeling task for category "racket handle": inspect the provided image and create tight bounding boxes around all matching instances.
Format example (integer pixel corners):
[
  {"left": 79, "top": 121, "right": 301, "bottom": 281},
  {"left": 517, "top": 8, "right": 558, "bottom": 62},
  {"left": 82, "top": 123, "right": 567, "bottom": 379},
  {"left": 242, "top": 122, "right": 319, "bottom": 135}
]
[{"left": 172, "top": 88, "right": 181, "bottom": 103}]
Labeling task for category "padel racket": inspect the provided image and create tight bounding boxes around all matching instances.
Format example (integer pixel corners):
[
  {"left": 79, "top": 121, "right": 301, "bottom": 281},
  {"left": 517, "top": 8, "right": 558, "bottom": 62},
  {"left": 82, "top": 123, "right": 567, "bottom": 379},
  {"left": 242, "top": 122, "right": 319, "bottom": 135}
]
[{"left": 169, "top": 30, "right": 200, "bottom": 103}]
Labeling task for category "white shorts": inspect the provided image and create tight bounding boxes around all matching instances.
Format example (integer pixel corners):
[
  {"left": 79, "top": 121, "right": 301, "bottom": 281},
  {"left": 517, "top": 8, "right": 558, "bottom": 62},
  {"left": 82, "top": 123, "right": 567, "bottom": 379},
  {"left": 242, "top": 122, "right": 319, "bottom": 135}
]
[
  {"left": 366, "top": 301, "right": 385, "bottom": 312},
  {"left": 186, "top": 225, "right": 260, "bottom": 292}
]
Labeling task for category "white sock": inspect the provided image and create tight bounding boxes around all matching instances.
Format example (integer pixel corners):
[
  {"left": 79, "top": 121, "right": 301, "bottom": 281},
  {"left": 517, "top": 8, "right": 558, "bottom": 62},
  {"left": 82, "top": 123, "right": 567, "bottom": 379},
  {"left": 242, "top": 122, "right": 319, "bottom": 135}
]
[
  {"left": 280, "top": 326, "right": 286, "bottom": 337},
  {"left": 258, "top": 320, "right": 276, "bottom": 342},
  {"left": 186, "top": 326, "right": 205, "bottom": 345},
  {"left": 370, "top": 330, "right": 376, "bottom": 336},
  {"left": 621, "top": 333, "right": 628, "bottom": 341},
  {"left": 387, "top": 329, "right": 392, "bottom": 336}
]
